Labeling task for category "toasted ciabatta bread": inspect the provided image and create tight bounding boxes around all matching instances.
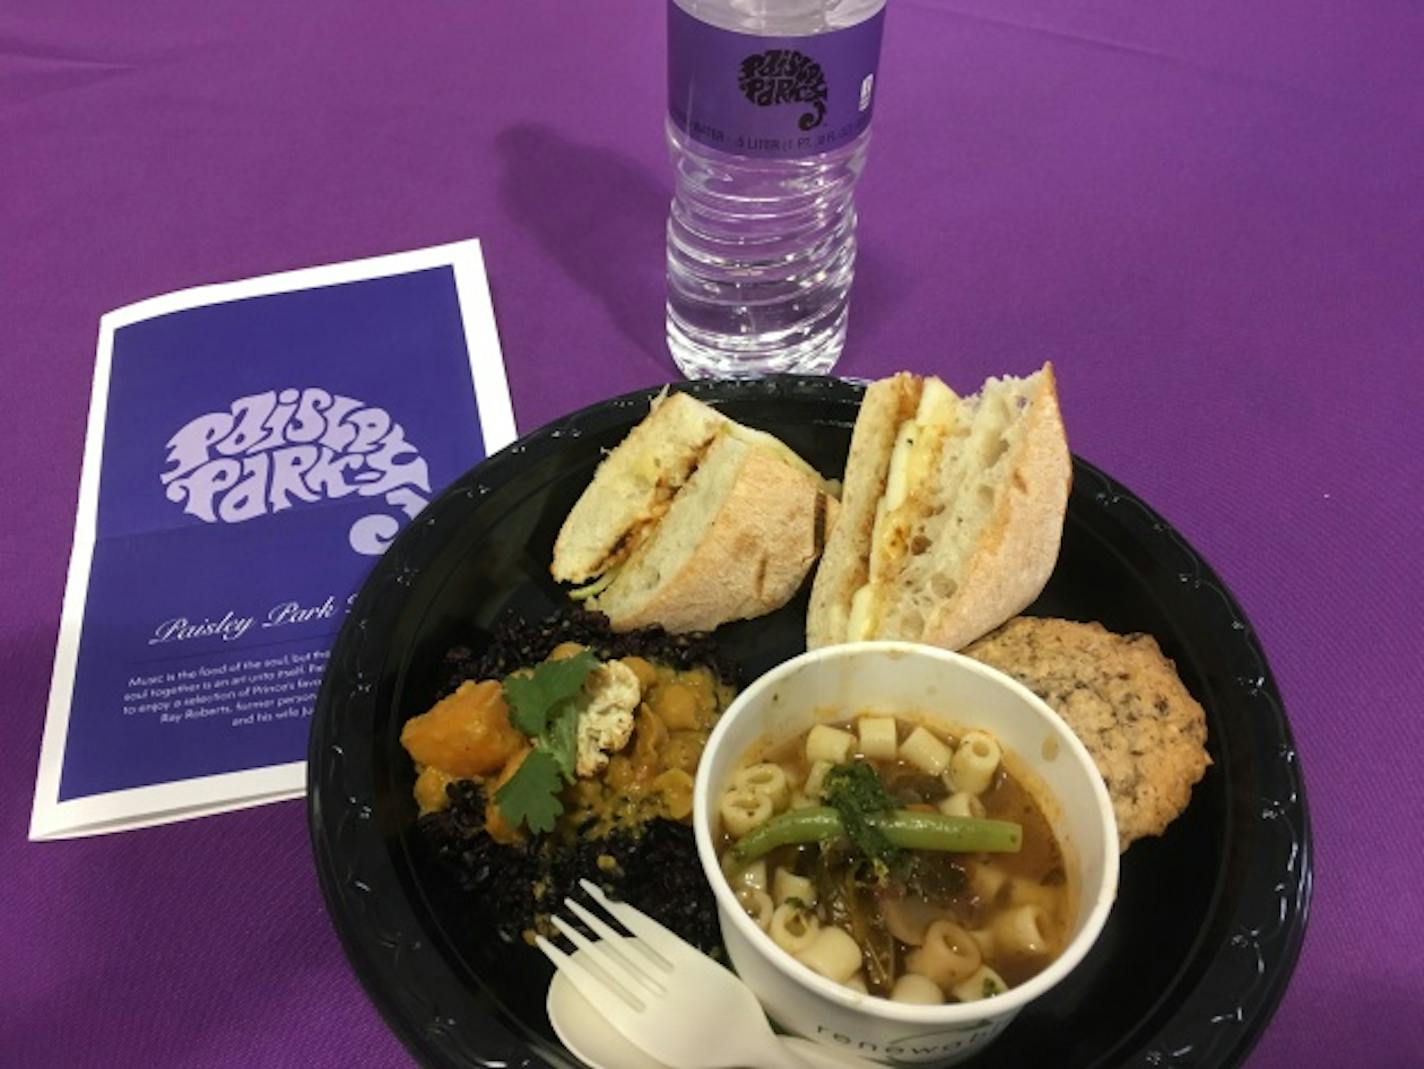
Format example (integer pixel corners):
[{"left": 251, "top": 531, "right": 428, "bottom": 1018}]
[
  {"left": 552, "top": 391, "right": 836, "bottom": 633},
  {"left": 588, "top": 433, "right": 835, "bottom": 632},
  {"left": 807, "top": 364, "right": 1070, "bottom": 651},
  {"left": 552, "top": 391, "right": 726, "bottom": 585},
  {"left": 806, "top": 373, "right": 921, "bottom": 649}
]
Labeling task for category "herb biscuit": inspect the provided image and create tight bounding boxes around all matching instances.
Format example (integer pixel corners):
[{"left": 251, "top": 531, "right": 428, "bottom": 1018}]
[{"left": 965, "top": 617, "right": 1210, "bottom": 851}]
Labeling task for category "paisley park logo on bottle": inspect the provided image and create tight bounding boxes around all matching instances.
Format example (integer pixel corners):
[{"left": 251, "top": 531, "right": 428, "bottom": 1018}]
[
  {"left": 160, "top": 387, "right": 431, "bottom": 556},
  {"left": 737, "top": 49, "right": 828, "bottom": 130}
]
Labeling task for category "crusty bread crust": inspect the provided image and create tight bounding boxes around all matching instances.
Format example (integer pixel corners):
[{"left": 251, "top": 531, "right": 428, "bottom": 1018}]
[
  {"left": 598, "top": 443, "right": 836, "bottom": 633},
  {"left": 965, "top": 617, "right": 1211, "bottom": 850},
  {"left": 805, "top": 374, "right": 920, "bottom": 648},
  {"left": 551, "top": 392, "right": 725, "bottom": 583},
  {"left": 808, "top": 365, "right": 1070, "bottom": 652},
  {"left": 921, "top": 366, "right": 1071, "bottom": 649}
]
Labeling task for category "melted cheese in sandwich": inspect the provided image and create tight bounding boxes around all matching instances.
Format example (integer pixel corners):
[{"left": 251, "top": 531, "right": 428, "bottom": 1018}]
[{"left": 847, "top": 378, "right": 959, "bottom": 640}]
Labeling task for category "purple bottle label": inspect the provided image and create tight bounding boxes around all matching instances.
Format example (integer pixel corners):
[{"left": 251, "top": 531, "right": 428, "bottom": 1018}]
[{"left": 667, "top": 1, "right": 886, "bottom": 159}]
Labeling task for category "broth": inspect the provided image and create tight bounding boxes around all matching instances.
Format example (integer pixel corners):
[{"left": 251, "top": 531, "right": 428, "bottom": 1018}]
[{"left": 716, "top": 713, "right": 1071, "bottom": 1002}]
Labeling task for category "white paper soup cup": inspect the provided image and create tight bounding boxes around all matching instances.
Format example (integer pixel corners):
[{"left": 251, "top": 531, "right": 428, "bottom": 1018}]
[{"left": 693, "top": 642, "right": 1119, "bottom": 1066}]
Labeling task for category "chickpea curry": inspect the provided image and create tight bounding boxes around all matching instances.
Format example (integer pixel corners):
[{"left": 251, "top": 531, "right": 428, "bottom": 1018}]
[
  {"left": 402, "top": 641, "right": 734, "bottom": 844},
  {"left": 407, "top": 610, "right": 737, "bottom": 953}
]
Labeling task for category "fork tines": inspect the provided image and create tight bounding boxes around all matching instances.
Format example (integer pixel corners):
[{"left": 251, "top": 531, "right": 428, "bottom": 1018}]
[{"left": 534, "top": 882, "right": 677, "bottom": 1014}]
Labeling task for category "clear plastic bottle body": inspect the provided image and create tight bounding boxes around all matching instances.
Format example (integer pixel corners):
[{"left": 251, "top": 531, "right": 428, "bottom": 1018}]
[{"left": 666, "top": 0, "right": 886, "bottom": 379}]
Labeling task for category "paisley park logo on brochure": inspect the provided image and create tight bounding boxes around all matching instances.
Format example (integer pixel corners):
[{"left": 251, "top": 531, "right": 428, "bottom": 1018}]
[
  {"left": 161, "top": 387, "right": 431, "bottom": 556},
  {"left": 738, "top": 49, "right": 828, "bottom": 130}
]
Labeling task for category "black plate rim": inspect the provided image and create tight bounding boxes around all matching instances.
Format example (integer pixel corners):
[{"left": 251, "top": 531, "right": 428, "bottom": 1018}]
[{"left": 308, "top": 375, "right": 1311, "bottom": 1069}]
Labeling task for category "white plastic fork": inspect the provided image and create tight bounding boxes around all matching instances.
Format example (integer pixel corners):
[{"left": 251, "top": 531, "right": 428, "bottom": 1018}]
[{"left": 537, "top": 880, "right": 877, "bottom": 1069}]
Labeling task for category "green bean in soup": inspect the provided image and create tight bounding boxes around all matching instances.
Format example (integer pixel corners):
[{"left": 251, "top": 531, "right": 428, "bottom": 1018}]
[
  {"left": 716, "top": 712, "right": 1071, "bottom": 1001},
  {"left": 730, "top": 808, "right": 1023, "bottom": 862}
]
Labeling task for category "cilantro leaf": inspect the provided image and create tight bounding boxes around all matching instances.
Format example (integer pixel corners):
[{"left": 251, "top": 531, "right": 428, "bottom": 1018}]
[
  {"left": 822, "top": 761, "right": 902, "bottom": 867},
  {"left": 493, "top": 749, "right": 564, "bottom": 835},
  {"left": 503, "top": 651, "right": 598, "bottom": 737},
  {"left": 544, "top": 702, "right": 581, "bottom": 784},
  {"left": 493, "top": 652, "right": 600, "bottom": 831}
]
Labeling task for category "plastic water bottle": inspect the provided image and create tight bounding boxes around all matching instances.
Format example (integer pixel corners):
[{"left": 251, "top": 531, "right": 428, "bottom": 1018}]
[{"left": 666, "top": 0, "right": 887, "bottom": 378}]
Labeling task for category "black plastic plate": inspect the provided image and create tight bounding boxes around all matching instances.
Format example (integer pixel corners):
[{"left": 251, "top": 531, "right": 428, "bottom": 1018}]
[{"left": 309, "top": 376, "right": 1310, "bottom": 1069}]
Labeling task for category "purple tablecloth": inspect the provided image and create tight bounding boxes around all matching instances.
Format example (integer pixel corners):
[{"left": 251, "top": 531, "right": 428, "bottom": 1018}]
[{"left": 3, "top": 1, "right": 1421, "bottom": 1065}]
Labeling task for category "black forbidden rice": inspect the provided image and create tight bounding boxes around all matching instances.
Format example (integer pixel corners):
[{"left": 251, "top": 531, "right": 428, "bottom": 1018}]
[
  {"left": 421, "top": 782, "right": 725, "bottom": 957},
  {"left": 417, "top": 609, "right": 736, "bottom": 958},
  {"left": 439, "top": 607, "right": 739, "bottom": 697}
]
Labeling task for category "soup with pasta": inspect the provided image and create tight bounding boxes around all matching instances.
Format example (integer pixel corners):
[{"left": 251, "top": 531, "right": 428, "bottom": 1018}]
[{"left": 714, "top": 712, "right": 1070, "bottom": 1004}]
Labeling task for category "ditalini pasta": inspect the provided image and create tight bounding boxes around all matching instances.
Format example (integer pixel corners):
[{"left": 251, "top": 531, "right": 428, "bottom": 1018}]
[
  {"left": 890, "top": 973, "right": 945, "bottom": 1004},
  {"left": 716, "top": 712, "right": 1070, "bottom": 1001},
  {"left": 857, "top": 716, "right": 899, "bottom": 761},
  {"left": 951, "top": 964, "right": 1010, "bottom": 1003},
  {"left": 900, "top": 725, "right": 953, "bottom": 776},
  {"left": 805, "top": 724, "right": 856, "bottom": 766},
  {"left": 991, "top": 904, "right": 1052, "bottom": 959},
  {"left": 950, "top": 730, "right": 1002, "bottom": 796},
  {"left": 795, "top": 925, "right": 863, "bottom": 983},
  {"left": 905, "top": 920, "right": 982, "bottom": 987}
]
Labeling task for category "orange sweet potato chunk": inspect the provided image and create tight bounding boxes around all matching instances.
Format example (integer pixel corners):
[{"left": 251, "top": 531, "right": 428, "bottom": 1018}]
[{"left": 400, "top": 680, "right": 525, "bottom": 779}]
